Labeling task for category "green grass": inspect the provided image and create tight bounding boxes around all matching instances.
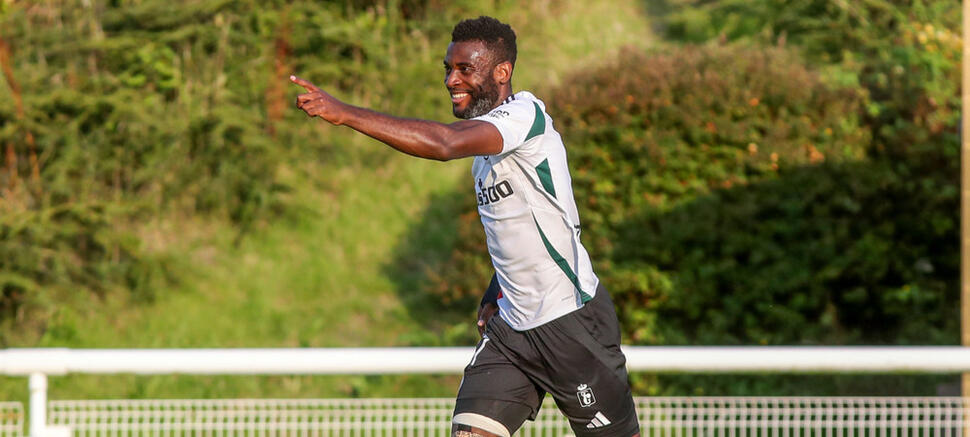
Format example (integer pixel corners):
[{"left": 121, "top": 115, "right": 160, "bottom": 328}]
[{"left": 0, "top": 0, "right": 653, "bottom": 403}]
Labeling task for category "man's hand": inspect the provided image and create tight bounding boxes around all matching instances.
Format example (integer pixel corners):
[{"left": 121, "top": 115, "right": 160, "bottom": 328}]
[
  {"left": 477, "top": 302, "right": 498, "bottom": 337},
  {"left": 291, "top": 75, "right": 344, "bottom": 124},
  {"left": 477, "top": 274, "right": 501, "bottom": 337}
]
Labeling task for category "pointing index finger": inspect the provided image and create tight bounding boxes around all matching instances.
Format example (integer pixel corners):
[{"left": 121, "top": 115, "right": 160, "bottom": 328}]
[{"left": 290, "top": 75, "right": 320, "bottom": 92}]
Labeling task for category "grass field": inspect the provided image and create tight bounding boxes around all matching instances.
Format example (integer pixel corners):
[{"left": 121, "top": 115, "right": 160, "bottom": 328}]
[{"left": 0, "top": 0, "right": 654, "bottom": 403}]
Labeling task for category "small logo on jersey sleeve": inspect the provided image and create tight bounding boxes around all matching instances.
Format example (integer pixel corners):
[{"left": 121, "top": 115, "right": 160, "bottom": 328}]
[
  {"left": 487, "top": 109, "right": 510, "bottom": 119},
  {"left": 576, "top": 384, "right": 596, "bottom": 407}
]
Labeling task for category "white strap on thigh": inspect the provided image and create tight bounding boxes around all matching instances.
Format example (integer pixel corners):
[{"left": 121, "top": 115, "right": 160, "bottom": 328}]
[{"left": 453, "top": 413, "right": 511, "bottom": 437}]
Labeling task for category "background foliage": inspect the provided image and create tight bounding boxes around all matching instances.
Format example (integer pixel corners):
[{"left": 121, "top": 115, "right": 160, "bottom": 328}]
[
  {"left": 0, "top": 0, "right": 473, "bottom": 345},
  {"left": 0, "top": 0, "right": 961, "bottom": 399},
  {"left": 647, "top": 0, "right": 960, "bottom": 346}
]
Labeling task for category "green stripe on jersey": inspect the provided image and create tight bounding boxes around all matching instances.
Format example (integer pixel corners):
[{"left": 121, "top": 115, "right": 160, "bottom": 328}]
[
  {"left": 525, "top": 102, "right": 545, "bottom": 142},
  {"left": 533, "top": 216, "right": 592, "bottom": 303},
  {"left": 535, "top": 158, "right": 556, "bottom": 198}
]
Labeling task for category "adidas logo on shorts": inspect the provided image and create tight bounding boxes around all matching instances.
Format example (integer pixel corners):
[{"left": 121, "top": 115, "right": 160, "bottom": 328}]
[{"left": 586, "top": 411, "right": 612, "bottom": 429}]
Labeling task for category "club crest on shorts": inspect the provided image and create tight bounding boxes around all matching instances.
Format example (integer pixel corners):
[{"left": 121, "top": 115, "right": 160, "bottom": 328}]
[{"left": 576, "top": 384, "right": 596, "bottom": 407}]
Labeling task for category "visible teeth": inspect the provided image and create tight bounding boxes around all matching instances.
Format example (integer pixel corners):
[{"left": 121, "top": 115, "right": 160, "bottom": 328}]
[{"left": 451, "top": 93, "right": 468, "bottom": 99}]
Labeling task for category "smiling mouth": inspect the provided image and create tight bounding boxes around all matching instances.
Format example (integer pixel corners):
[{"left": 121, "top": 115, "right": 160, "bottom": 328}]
[{"left": 450, "top": 92, "right": 469, "bottom": 104}]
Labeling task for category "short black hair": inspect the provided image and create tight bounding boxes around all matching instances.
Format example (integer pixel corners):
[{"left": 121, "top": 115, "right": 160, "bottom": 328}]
[{"left": 451, "top": 16, "right": 517, "bottom": 68}]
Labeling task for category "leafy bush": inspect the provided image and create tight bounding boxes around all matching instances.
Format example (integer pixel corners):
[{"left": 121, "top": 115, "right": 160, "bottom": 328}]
[
  {"left": 0, "top": 0, "right": 474, "bottom": 342},
  {"left": 660, "top": 0, "right": 961, "bottom": 155},
  {"left": 618, "top": 160, "right": 956, "bottom": 346},
  {"left": 552, "top": 45, "right": 869, "bottom": 253},
  {"left": 640, "top": 0, "right": 961, "bottom": 348},
  {"left": 0, "top": 203, "right": 177, "bottom": 345}
]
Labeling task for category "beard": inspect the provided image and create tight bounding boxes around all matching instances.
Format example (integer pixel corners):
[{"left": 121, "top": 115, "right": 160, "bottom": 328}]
[{"left": 453, "top": 79, "right": 501, "bottom": 119}]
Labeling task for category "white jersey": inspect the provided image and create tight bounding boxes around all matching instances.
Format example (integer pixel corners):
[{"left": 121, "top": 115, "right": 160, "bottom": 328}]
[{"left": 471, "top": 91, "right": 599, "bottom": 331}]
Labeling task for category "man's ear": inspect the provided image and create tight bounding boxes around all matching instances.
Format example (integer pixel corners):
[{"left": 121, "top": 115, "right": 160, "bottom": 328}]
[{"left": 493, "top": 61, "right": 513, "bottom": 85}]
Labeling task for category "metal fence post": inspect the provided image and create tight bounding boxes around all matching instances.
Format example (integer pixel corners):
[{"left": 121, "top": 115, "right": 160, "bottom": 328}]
[{"left": 28, "top": 373, "right": 46, "bottom": 437}]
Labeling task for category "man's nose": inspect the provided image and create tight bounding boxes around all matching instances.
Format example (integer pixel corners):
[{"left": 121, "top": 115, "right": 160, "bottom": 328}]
[{"left": 445, "top": 70, "right": 460, "bottom": 87}]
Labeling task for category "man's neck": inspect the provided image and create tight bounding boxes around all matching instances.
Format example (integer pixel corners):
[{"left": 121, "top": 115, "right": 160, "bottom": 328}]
[{"left": 497, "top": 86, "right": 514, "bottom": 105}]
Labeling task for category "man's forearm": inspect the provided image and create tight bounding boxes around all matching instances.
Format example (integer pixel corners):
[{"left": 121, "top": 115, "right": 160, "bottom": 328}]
[
  {"left": 335, "top": 103, "right": 461, "bottom": 161},
  {"left": 292, "top": 75, "right": 501, "bottom": 160},
  {"left": 481, "top": 273, "right": 500, "bottom": 307}
]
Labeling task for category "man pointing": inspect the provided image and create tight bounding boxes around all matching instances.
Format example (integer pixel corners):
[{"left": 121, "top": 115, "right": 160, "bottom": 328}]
[{"left": 293, "top": 16, "right": 640, "bottom": 437}]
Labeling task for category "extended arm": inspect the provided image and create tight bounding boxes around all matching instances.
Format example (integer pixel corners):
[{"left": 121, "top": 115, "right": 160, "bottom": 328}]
[{"left": 292, "top": 75, "right": 502, "bottom": 161}]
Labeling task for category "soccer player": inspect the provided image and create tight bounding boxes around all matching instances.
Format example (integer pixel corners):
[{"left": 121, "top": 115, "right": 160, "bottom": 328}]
[{"left": 292, "top": 16, "right": 640, "bottom": 437}]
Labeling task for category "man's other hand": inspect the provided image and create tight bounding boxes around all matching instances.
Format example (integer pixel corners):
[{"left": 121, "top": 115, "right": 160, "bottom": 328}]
[{"left": 477, "top": 302, "right": 498, "bottom": 337}]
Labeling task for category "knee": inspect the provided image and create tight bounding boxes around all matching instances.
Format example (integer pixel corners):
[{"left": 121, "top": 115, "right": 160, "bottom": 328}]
[
  {"left": 452, "top": 413, "right": 510, "bottom": 437},
  {"left": 451, "top": 423, "right": 503, "bottom": 437}
]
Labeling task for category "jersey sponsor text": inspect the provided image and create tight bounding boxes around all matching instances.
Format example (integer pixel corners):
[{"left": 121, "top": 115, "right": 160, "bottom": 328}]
[{"left": 477, "top": 179, "right": 514, "bottom": 206}]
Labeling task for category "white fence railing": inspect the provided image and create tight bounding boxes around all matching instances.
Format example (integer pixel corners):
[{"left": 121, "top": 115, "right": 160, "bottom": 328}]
[
  {"left": 2, "top": 397, "right": 968, "bottom": 437},
  {"left": 5, "top": 346, "right": 970, "bottom": 375},
  {"left": 2, "top": 346, "right": 970, "bottom": 437}
]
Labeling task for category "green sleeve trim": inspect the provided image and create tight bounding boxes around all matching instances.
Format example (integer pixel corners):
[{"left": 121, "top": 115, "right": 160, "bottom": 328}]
[
  {"left": 533, "top": 216, "right": 592, "bottom": 303},
  {"left": 535, "top": 158, "right": 557, "bottom": 198},
  {"left": 525, "top": 102, "right": 545, "bottom": 142}
]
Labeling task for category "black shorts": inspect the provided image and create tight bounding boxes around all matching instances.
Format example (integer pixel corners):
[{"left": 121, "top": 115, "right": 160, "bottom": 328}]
[{"left": 454, "top": 284, "right": 640, "bottom": 436}]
